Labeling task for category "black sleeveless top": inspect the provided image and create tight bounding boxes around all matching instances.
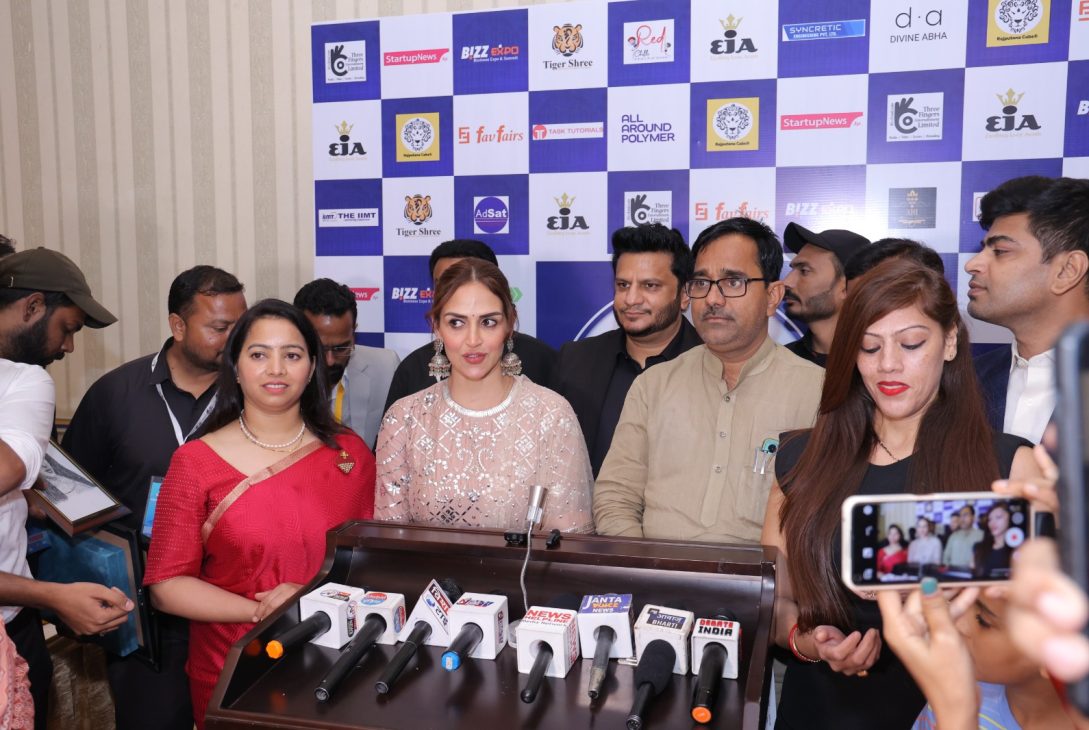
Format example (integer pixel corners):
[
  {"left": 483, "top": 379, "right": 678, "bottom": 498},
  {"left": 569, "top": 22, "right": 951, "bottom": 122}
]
[{"left": 773, "top": 430, "right": 1029, "bottom": 730}]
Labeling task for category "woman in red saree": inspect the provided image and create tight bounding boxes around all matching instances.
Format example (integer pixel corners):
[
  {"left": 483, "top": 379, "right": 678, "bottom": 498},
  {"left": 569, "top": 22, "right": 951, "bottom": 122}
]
[{"left": 144, "top": 299, "right": 375, "bottom": 728}]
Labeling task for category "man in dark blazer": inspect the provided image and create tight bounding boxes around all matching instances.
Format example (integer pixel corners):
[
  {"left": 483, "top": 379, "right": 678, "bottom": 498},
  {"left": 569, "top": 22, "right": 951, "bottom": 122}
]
[
  {"left": 967, "top": 176, "right": 1089, "bottom": 441},
  {"left": 552, "top": 224, "right": 702, "bottom": 477}
]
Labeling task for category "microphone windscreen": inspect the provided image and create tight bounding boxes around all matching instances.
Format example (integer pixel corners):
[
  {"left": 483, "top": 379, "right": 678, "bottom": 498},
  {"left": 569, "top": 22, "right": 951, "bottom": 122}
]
[
  {"left": 635, "top": 640, "right": 676, "bottom": 695},
  {"left": 708, "top": 607, "right": 738, "bottom": 622},
  {"left": 547, "top": 594, "right": 582, "bottom": 612},
  {"left": 438, "top": 578, "right": 465, "bottom": 603}
]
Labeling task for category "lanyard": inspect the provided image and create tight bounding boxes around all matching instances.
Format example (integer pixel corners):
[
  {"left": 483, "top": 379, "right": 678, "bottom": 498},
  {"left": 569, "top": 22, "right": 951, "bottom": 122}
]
[
  {"left": 333, "top": 382, "right": 345, "bottom": 423},
  {"left": 150, "top": 350, "right": 218, "bottom": 447}
]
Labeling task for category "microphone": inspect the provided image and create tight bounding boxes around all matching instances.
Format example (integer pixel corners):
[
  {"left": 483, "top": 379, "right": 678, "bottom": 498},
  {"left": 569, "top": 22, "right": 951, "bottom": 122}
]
[
  {"left": 517, "top": 595, "right": 581, "bottom": 704},
  {"left": 578, "top": 593, "right": 634, "bottom": 700},
  {"left": 265, "top": 610, "right": 331, "bottom": 659},
  {"left": 313, "top": 591, "right": 406, "bottom": 703},
  {"left": 690, "top": 609, "right": 741, "bottom": 724},
  {"left": 441, "top": 592, "right": 508, "bottom": 671},
  {"left": 526, "top": 484, "right": 546, "bottom": 527},
  {"left": 626, "top": 639, "right": 676, "bottom": 730},
  {"left": 634, "top": 604, "right": 694, "bottom": 675},
  {"left": 375, "top": 579, "right": 463, "bottom": 694},
  {"left": 266, "top": 583, "right": 368, "bottom": 658}
]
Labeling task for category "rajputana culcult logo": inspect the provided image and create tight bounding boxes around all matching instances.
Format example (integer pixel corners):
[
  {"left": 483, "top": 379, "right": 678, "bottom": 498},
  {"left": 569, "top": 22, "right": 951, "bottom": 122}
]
[
  {"left": 995, "top": 0, "right": 1042, "bottom": 35},
  {"left": 714, "top": 102, "right": 752, "bottom": 141},
  {"left": 401, "top": 117, "right": 435, "bottom": 152}
]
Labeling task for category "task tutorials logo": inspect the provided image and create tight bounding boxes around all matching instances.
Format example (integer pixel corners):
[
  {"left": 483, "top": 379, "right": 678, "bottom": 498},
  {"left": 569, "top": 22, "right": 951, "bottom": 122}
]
[
  {"left": 473, "top": 196, "right": 510, "bottom": 235},
  {"left": 985, "top": 89, "right": 1041, "bottom": 136},
  {"left": 888, "top": 187, "right": 937, "bottom": 229},
  {"left": 987, "top": 0, "right": 1049, "bottom": 47},
  {"left": 707, "top": 98, "right": 759, "bottom": 151},
  {"left": 625, "top": 191, "right": 671, "bottom": 226},
  {"left": 710, "top": 15, "right": 757, "bottom": 57},
  {"left": 887, "top": 93, "right": 944, "bottom": 142},
  {"left": 396, "top": 113, "right": 440, "bottom": 162},
  {"left": 623, "top": 19, "right": 674, "bottom": 64},
  {"left": 326, "top": 41, "right": 366, "bottom": 83}
]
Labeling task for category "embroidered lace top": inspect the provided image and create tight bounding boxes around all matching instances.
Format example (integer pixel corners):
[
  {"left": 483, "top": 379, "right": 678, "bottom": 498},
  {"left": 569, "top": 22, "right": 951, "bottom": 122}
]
[{"left": 375, "top": 376, "right": 594, "bottom": 533}]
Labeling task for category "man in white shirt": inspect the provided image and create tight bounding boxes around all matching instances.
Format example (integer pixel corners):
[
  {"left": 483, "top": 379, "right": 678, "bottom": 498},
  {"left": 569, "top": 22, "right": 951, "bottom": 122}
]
[
  {"left": 0, "top": 248, "right": 133, "bottom": 729},
  {"left": 967, "top": 177, "right": 1089, "bottom": 443}
]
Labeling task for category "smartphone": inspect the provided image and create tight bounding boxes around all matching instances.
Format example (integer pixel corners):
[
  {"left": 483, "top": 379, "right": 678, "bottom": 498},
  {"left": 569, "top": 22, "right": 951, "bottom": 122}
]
[
  {"left": 1056, "top": 321, "right": 1089, "bottom": 715},
  {"left": 841, "top": 492, "right": 1034, "bottom": 591}
]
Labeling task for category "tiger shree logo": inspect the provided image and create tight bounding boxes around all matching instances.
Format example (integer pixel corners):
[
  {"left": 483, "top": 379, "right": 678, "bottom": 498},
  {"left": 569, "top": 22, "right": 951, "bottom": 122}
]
[
  {"left": 396, "top": 113, "right": 440, "bottom": 162},
  {"left": 707, "top": 98, "right": 759, "bottom": 151},
  {"left": 544, "top": 23, "right": 592, "bottom": 71},
  {"left": 397, "top": 194, "right": 442, "bottom": 238}
]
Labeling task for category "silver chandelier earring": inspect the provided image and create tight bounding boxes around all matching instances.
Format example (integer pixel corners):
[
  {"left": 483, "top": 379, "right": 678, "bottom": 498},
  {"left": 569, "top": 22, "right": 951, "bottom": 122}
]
[
  {"left": 428, "top": 338, "right": 451, "bottom": 380},
  {"left": 500, "top": 336, "right": 522, "bottom": 377}
]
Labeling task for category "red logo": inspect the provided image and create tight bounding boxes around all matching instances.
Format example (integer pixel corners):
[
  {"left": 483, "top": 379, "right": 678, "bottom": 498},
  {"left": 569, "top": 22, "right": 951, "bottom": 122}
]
[
  {"left": 532, "top": 124, "right": 548, "bottom": 140},
  {"left": 351, "top": 287, "right": 380, "bottom": 302},
  {"left": 780, "top": 112, "right": 863, "bottom": 130},
  {"left": 383, "top": 48, "right": 449, "bottom": 66}
]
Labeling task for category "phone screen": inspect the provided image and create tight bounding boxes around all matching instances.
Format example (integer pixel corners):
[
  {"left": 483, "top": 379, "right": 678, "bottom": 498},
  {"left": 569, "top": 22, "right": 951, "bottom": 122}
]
[{"left": 846, "top": 496, "right": 1031, "bottom": 586}]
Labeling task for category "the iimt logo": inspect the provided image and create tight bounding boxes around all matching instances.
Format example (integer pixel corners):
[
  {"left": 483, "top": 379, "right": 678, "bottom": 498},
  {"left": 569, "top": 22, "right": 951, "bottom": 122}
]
[
  {"left": 460, "top": 44, "right": 520, "bottom": 62},
  {"left": 397, "top": 194, "right": 442, "bottom": 238},
  {"left": 710, "top": 15, "right": 756, "bottom": 55},
  {"left": 390, "top": 286, "right": 433, "bottom": 303},
  {"left": 890, "top": 6, "right": 946, "bottom": 43},
  {"left": 544, "top": 23, "right": 592, "bottom": 71},
  {"left": 457, "top": 125, "right": 526, "bottom": 144},
  {"left": 985, "top": 88, "right": 1041, "bottom": 133},
  {"left": 350, "top": 287, "right": 380, "bottom": 302},
  {"left": 329, "top": 121, "right": 366, "bottom": 157},
  {"left": 546, "top": 193, "right": 589, "bottom": 231}
]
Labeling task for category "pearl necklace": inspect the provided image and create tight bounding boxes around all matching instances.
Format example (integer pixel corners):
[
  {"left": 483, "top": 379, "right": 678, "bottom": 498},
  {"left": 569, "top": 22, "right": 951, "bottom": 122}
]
[{"left": 238, "top": 411, "right": 306, "bottom": 451}]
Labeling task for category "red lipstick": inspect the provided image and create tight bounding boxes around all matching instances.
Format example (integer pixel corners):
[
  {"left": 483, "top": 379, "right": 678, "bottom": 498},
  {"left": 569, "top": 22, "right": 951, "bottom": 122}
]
[{"left": 877, "top": 382, "right": 908, "bottom": 396}]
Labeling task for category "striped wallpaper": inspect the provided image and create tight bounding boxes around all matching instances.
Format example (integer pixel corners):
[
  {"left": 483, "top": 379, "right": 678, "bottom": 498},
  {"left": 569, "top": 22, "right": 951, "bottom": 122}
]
[{"left": 0, "top": 0, "right": 566, "bottom": 417}]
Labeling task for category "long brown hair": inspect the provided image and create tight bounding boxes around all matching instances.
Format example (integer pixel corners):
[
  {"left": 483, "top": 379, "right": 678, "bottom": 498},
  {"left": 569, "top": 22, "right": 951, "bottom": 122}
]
[
  {"left": 427, "top": 258, "right": 518, "bottom": 334},
  {"left": 780, "top": 257, "right": 997, "bottom": 631}
]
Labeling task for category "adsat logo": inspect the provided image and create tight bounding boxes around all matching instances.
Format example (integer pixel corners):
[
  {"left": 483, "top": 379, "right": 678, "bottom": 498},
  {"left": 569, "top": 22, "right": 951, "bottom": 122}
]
[
  {"left": 694, "top": 200, "right": 769, "bottom": 223},
  {"left": 397, "top": 195, "right": 442, "bottom": 238},
  {"left": 460, "top": 44, "right": 521, "bottom": 63},
  {"left": 457, "top": 124, "right": 526, "bottom": 145},
  {"left": 350, "top": 287, "right": 380, "bottom": 302},
  {"left": 888, "top": 187, "right": 937, "bottom": 229},
  {"left": 395, "top": 113, "right": 440, "bottom": 162},
  {"left": 780, "top": 112, "right": 863, "bottom": 130},
  {"left": 473, "top": 196, "right": 510, "bottom": 235},
  {"left": 328, "top": 121, "right": 367, "bottom": 158},
  {"left": 623, "top": 20, "right": 674, "bottom": 65},
  {"left": 710, "top": 15, "right": 757, "bottom": 56},
  {"left": 544, "top": 23, "right": 592, "bottom": 71},
  {"left": 326, "top": 41, "right": 366, "bottom": 84},
  {"left": 545, "top": 193, "right": 589, "bottom": 232},
  {"left": 987, "top": 0, "right": 1049, "bottom": 47},
  {"left": 985, "top": 89, "right": 1041, "bottom": 135},
  {"left": 781, "top": 19, "right": 866, "bottom": 42},
  {"left": 890, "top": 6, "right": 946, "bottom": 43},
  {"left": 886, "top": 93, "right": 943, "bottom": 142},
  {"left": 707, "top": 98, "right": 759, "bottom": 151},
  {"left": 390, "top": 286, "right": 433, "bottom": 303},
  {"left": 625, "top": 191, "right": 671, "bottom": 226}
]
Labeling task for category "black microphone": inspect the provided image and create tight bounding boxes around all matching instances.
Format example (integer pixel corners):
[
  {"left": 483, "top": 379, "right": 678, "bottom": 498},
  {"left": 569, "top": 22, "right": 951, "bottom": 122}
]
[
  {"left": 375, "top": 579, "right": 463, "bottom": 694},
  {"left": 587, "top": 625, "right": 616, "bottom": 700},
  {"left": 691, "top": 644, "right": 726, "bottom": 724},
  {"left": 441, "top": 622, "right": 484, "bottom": 671},
  {"left": 690, "top": 608, "right": 740, "bottom": 725},
  {"left": 626, "top": 639, "right": 676, "bottom": 730},
  {"left": 314, "top": 614, "right": 386, "bottom": 703},
  {"left": 375, "top": 621, "right": 430, "bottom": 694},
  {"left": 265, "top": 610, "right": 332, "bottom": 659},
  {"left": 518, "top": 594, "right": 580, "bottom": 704}
]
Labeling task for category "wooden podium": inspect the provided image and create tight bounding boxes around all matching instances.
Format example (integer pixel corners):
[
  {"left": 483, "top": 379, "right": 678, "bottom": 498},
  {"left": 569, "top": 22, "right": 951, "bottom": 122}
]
[{"left": 206, "top": 521, "right": 776, "bottom": 729}]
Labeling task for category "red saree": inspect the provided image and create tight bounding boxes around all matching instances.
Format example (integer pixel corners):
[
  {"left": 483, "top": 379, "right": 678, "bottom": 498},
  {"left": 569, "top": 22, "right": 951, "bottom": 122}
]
[{"left": 143, "top": 432, "right": 375, "bottom": 728}]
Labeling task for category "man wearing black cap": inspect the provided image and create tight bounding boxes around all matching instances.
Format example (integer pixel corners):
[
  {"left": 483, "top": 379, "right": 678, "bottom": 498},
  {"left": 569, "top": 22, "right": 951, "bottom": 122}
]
[
  {"left": 781, "top": 223, "right": 870, "bottom": 367},
  {"left": 0, "top": 248, "right": 131, "bottom": 730}
]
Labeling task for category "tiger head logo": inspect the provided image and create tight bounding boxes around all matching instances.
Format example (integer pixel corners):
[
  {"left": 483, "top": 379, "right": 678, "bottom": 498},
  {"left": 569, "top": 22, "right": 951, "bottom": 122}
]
[
  {"left": 552, "top": 24, "right": 584, "bottom": 57},
  {"left": 401, "top": 117, "right": 434, "bottom": 152},
  {"left": 404, "top": 195, "right": 433, "bottom": 226}
]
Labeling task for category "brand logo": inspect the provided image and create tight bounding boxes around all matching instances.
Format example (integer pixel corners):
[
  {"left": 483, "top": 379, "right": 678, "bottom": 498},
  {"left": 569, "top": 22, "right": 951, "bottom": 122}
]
[
  {"left": 350, "top": 287, "right": 379, "bottom": 302},
  {"left": 620, "top": 114, "right": 675, "bottom": 143},
  {"left": 543, "top": 23, "right": 594, "bottom": 71},
  {"left": 326, "top": 41, "right": 366, "bottom": 83},
  {"left": 707, "top": 98, "right": 759, "bottom": 151},
  {"left": 545, "top": 193, "right": 589, "bottom": 232},
  {"left": 456, "top": 596, "right": 495, "bottom": 608},
  {"left": 695, "top": 619, "right": 737, "bottom": 637},
  {"left": 783, "top": 201, "right": 857, "bottom": 217},
  {"left": 623, "top": 20, "right": 675, "bottom": 64},
  {"left": 328, "top": 121, "right": 367, "bottom": 158},
  {"left": 320, "top": 588, "right": 352, "bottom": 601},
  {"left": 318, "top": 208, "right": 379, "bottom": 228},
  {"left": 780, "top": 112, "right": 863, "bottom": 130},
  {"left": 625, "top": 191, "right": 672, "bottom": 226},
  {"left": 890, "top": 6, "right": 946, "bottom": 43},
  {"left": 396, "top": 195, "right": 442, "bottom": 238},
  {"left": 694, "top": 200, "right": 769, "bottom": 223},
  {"left": 530, "top": 122, "right": 604, "bottom": 141},
  {"left": 396, "top": 113, "right": 440, "bottom": 162},
  {"left": 473, "top": 196, "right": 510, "bottom": 235},
  {"left": 383, "top": 48, "right": 449, "bottom": 66},
  {"left": 711, "top": 14, "right": 757, "bottom": 55},
  {"left": 456, "top": 124, "right": 526, "bottom": 145},
  {"left": 460, "top": 44, "right": 521, "bottom": 63},
  {"left": 646, "top": 608, "right": 687, "bottom": 630},
  {"left": 523, "top": 608, "right": 575, "bottom": 625},
  {"left": 887, "top": 93, "right": 943, "bottom": 142},
  {"left": 1079, "top": 100, "right": 1089, "bottom": 116},
  {"left": 782, "top": 19, "right": 866, "bottom": 41},
  {"left": 888, "top": 187, "right": 937, "bottom": 229},
  {"left": 390, "top": 286, "right": 433, "bottom": 303},
  {"left": 361, "top": 592, "right": 388, "bottom": 605},
  {"left": 1080, "top": 0, "right": 1089, "bottom": 22},
  {"left": 985, "top": 89, "right": 1042, "bottom": 135},
  {"left": 988, "top": 0, "right": 1049, "bottom": 46},
  {"left": 579, "top": 594, "right": 631, "bottom": 613}
]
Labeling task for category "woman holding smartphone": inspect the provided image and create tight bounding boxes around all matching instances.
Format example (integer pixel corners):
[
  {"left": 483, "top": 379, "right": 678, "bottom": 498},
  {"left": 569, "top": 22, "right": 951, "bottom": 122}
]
[{"left": 761, "top": 258, "right": 1043, "bottom": 730}]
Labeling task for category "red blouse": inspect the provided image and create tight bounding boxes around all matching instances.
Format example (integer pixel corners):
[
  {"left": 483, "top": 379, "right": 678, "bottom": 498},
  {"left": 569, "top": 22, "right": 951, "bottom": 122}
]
[{"left": 877, "top": 546, "right": 908, "bottom": 575}]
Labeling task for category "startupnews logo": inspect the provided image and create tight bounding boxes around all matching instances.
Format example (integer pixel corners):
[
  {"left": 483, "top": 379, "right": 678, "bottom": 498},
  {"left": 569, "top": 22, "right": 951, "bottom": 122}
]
[
  {"left": 350, "top": 288, "right": 380, "bottom": 302},
  {"left": 383, "top": 48, "right": 449, "bottom": 66},
  {"left": 780, "top": 112, "right": 863, "bottom": 130}
]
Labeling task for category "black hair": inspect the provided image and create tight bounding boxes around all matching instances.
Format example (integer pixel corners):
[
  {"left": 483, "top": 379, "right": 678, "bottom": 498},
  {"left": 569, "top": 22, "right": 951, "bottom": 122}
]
[
  {"left": 978, "top": 176, "right": 1054, "bottom": 230},
  {"left": 610, "top": 223, "right": 693, "bottom": 285},
  {"left": 428, "top": 239, "right": 498, "bottom": 280},
  {"left": 691, "top": 217, "right": 783, "bottom": 281},
  {"left": 293, "top": 278, "right": 357, "bottom": 326},
  {"left": 844, "top": 238, "right": 945, "bottom": 282},
  {"left": 197, "top": 299, "right": 345, "bottom": 448},
  {"left": 0, "top": 289, "right": 74, "bottom": 311},
  {"left": 168, "top": 265, "right": 244, "bottom": 318},
  {"left": 0, "top": 235, "right": 14, "bottom": 258},
  {"left": 1026, "top": 177, "right": 1089, "bottom": 266}
]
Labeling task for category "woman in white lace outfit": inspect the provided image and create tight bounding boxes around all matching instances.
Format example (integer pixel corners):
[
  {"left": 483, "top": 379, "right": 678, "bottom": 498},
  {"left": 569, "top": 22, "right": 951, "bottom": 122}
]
[{"left": 375, "top": 258, "right": 594, "bottom": 533}]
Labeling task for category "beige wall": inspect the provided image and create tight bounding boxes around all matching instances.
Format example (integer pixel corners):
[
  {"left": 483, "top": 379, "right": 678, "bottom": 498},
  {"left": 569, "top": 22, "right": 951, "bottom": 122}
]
[{"left": 0, "top": 0, "right": 567, "bottom": 417}]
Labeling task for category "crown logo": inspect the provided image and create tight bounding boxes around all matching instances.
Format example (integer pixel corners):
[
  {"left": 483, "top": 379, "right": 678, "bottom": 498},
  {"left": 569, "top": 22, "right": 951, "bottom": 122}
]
[
  {"left": 335, "top": 120, "right": 353, "bottom": 137},
  {"left": 720, "top": 15, "right": 742, "bottom": 31},
  {"left": 906, "top": 189, "right": 919, "bottom": 204},
  {"left": 554, "top": 192, "right": 576, "bottom": 209},
  {"left": 996, "top": 89, "right": 1023, "bottom": 108}
]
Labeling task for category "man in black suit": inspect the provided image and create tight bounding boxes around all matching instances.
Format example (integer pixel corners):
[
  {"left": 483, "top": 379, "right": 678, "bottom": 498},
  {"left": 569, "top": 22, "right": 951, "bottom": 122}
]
[
  {"left": 552, "top": 224, "right": 702, "bottom": 477},
  {"left": 967, "top": 176, "right": 1089, "bottom": 442},
  {"left": 382, "top": 239, "right": 557, "bottom": 414}
]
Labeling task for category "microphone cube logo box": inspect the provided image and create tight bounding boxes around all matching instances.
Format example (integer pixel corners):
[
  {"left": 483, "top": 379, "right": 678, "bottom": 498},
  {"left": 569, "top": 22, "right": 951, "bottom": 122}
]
[
  {"left": 691, "top": 618, "right": 741, "bottom": 679},
  {"left": 355, "top": 591, "right": 407, "bottom": 645},
  {"left": 578, "top": 593, "right": 634, "bottom": 659},
  {"left": 300, "top": 583, "right": 369, "bottom": 650},
  {"left": 516, "top": 607, "right": 579, "bottom": 677},
  {"left": 634, "top": 603, "right": 694, "bottom": 675},
  {"left": 449, "top": 592, "right": 509, "bottom": 659}
]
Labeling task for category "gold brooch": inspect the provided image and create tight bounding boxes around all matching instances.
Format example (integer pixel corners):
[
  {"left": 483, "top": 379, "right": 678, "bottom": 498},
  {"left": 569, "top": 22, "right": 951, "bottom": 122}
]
[{"left": 336, "top": 449, "right": 355, "bottom": 474}]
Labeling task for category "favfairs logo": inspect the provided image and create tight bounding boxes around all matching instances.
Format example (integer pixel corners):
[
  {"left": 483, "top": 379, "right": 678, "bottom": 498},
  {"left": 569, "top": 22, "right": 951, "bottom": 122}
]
[
  {"left": 457, "top": 124, "right": 526, "bottom": 144},
  {"left": 473, "top": 196, "right": 510, "bottom": 234}
]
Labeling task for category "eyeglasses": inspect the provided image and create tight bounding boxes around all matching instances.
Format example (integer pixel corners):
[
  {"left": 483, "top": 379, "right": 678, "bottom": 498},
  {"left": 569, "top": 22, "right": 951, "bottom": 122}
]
[
  {"left": 322, "top": 344, "right": 354, "bottom": 357},
  {"left": 684, "top": 276, "right": 767, "bottom": 299}
]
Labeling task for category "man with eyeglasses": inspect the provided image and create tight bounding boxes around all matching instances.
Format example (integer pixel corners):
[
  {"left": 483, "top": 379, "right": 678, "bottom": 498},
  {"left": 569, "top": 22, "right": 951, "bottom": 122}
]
[
  {"left": 594, "top": 218, "right": 824, "bottom": 544},
  {"left": 294, "top": 278, "right": 399, "bottom": 448}
]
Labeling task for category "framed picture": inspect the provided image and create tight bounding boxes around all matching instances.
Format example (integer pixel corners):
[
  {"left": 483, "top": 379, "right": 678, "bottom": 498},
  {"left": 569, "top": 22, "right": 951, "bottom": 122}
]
[{"left": 29, "top": 441, "right": 130, "bottom": 536}]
